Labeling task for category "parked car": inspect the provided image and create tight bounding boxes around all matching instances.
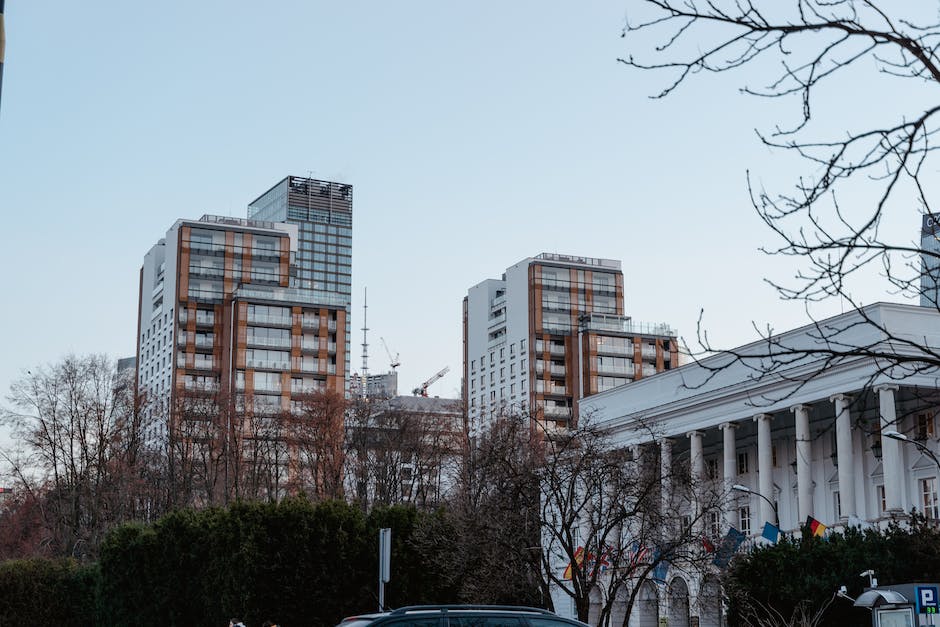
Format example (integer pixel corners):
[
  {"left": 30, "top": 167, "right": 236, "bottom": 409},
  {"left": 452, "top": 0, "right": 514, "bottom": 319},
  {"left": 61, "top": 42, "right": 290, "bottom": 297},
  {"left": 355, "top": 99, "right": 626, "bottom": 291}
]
[{"left": 337, "top": 605, "right": 590, "bottom": 627}]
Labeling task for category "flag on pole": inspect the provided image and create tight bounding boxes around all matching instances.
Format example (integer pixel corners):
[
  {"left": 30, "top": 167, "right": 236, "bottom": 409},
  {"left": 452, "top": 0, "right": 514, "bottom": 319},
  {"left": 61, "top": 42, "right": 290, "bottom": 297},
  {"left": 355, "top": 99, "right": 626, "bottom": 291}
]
[
  {"left": 651, "top": 550, "right": 670, "bottom": 583},
  {"left": 562, "top": 546, "right": 585, "bottom": 580},
  {"left": 712, "top": 527, "right": 746, "bottom": 568},
  {"left": 805, "top": 516, "right": 827, "bottom": 537},
  {"left": 701, "top": 536, "right": 716, "bottom": 553},
  {"left": 761, "top": 522, "right": 780, "bottom": 544}
]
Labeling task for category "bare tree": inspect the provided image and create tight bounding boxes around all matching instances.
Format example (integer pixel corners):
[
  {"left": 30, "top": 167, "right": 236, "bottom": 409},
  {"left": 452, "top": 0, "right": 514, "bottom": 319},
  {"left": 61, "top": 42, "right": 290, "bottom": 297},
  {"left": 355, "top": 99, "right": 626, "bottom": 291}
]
[
  {"left": 345, "top": 397, "right": 463, "bottom": 510},
  {"left": 289, "top": 390, "right": 347, "bottom": 501},
  {"left": 621, "top": 1, "right": 940, "bottom": 394},
  {"left": 454, "top": 412, "right": 722, "bottom": 625},
  {"left": 1, "top": 355, "right": 156, "bottom": 558}
]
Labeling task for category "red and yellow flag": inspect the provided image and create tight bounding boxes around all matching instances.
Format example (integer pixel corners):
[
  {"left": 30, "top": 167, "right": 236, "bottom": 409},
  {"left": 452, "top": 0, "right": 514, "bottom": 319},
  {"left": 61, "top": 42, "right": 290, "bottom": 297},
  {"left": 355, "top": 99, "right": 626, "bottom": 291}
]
[
  {"left": 806, "top": 516, "right": 827, "bottom": 537},
  {"left": 562, "top": 547, "right": 585, "bottom": 580}
]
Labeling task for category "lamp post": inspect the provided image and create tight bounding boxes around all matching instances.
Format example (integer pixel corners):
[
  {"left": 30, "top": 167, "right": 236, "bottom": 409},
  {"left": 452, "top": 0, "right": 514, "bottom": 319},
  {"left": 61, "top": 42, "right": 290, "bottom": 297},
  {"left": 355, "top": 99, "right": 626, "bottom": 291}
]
[
  {"left": 882, "top": 430, "right": 940, "bottom": 471},
  {"left": 732, "top": 483, "right": 780, "bottom": 527}
]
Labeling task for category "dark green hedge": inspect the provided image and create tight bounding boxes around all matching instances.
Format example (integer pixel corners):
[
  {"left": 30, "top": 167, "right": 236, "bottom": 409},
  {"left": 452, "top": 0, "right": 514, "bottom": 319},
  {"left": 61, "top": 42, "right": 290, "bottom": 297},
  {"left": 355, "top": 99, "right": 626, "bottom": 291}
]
[
  {"left": 725, "top": 515, "right": 940, "bottom": 626},
  {"left": 0, "top": 558, "right": 98, "bottom": 626},
  {"left": 0, "top": 499, "right": 464, "bottom": 626},
  {"left": 95, "top": 499, "right": 459, "bottom": 627}
]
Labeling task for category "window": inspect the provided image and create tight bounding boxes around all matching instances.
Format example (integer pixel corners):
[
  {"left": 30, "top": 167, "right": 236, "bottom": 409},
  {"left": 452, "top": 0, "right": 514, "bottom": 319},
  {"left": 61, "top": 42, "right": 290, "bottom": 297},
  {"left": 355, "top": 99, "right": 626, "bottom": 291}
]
[
  {"left": 708, "top": 510, "right": 721, "bottom": 538},
  {"left": 520, "top": 339, "right": 526, "bottom": 351},
  {"left": 877, "top": 485, "right": 887, "bottom": 513},
  {"left": 500, "top": 348, "right": 505, "bottom": 360},
  {"left": 737, "top": 451, "right": 750, "bottom": 475},
  {"left": 738, "top": 506, "right": 751, "bottom": 535},
  {"left": 772, "top": 444, "right": 778, "bottom": 467},
  {"left": 922, "top": 477, "right": 939, "bottom": 519},
  {"left": 833, "top": 491, "right": 841, "bottom": 519},
  {"left": 917, "top": 412, "right": 936, "bottom": 441},
  {"left": 705, "top": 458, "right": 719, "bottom": 481},
  {"left": 490, "top": 352, "right": 495, "bottom": 365}
]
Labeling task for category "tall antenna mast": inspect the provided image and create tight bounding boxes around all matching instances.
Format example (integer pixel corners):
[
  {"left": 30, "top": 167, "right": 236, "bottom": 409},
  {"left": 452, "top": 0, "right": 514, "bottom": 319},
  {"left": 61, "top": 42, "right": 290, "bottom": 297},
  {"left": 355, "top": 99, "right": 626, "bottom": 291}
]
[{"left": 361, "top": 287, "right": 369, "bottom": 398}]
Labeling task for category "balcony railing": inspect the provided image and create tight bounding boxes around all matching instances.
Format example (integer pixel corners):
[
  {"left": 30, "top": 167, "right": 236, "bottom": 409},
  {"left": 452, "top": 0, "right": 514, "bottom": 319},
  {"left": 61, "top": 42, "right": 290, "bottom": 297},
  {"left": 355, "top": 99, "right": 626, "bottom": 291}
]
[
  {"left": 246, "top": 313, "right": 292, "bottom": 327},
  {"left": 245, "top": 359, "right": 290, "bottom": 370},
  {"left": 246, "top": 335, "right": 291, "bottom": 349},
  {"left": 177, "top": 355, "right": 219, "bottom": 370},
  {"left": 299, "top": 316, "right": 321, "bottom": 329}
]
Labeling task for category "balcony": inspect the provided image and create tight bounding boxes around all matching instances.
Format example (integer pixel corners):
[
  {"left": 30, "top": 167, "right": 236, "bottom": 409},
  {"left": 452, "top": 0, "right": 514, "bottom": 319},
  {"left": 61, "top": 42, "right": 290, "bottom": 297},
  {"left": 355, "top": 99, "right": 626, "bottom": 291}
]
[
  {"left": 596, "top": 364, "right": 634, "bottom": 376},
  {"left": 542, "top": 405, "right": 572, "bottom": 418},
  {"left": 246, "top": 335, "right": 291, "bottom": 349},
  {"left": 183, "top": 380, "right": 219, "bottom": 393},
  {"left": 292, "top": 359, "right": 322, "bottom": 374},
  {"left": 187, "top": 289, "right": 224, "bottom": 304},
  {"left": 327, "top": 319, "right": 337, "bottom": 332},
  {"left": 536, "top": 381, "right": 567, "bottom": 395},
  {"left": 177, "top": 355, "right": 219, "bottom": 370},
  {"left": 251, "top": 384, "right": 283, "bottom": 394},
  {"left": 327, "top": 342, "right": 337, "bottom": 353},
  {"left": 250, "top": 247, "right": 281, "bottom": 262},
  {"left": 293, "top": 337, "right": 322, "bottom": 352},
  {"left": 246, "top": 313, "right": 292, "bottom": 327},
  {"left": 245, "top": 359, "right": 290, "bottom": 370},
  {"left": 641, "top": 346, "right": 658, "bottom": 359},
  {"left": 188, "top": 241, "right": 226, "bottom": 256},
  {"left": 189, "top": 266, "right": 225, "bottom": 280},
  {"left": 299, "top": 316, "right": 321, "bottom": 329},
  {"left": 536, "top": 341, "right": 566, "bottom": 356}
]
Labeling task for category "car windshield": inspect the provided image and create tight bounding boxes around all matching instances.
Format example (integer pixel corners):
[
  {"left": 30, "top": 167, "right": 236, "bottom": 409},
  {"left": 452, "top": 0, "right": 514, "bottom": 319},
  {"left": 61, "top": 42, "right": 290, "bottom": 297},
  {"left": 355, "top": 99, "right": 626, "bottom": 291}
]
[{"left": 339, "top": 620, "right": 380, "bottom": 627}]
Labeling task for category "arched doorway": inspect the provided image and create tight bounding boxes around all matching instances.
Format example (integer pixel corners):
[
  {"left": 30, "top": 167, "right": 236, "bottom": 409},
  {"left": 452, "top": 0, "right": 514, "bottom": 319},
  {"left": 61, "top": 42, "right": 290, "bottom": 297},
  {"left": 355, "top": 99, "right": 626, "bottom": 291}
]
[
  {"left": 589, "top": 585, "right": 604, "bottom": 627},
  {"left": 698, "top": 575, "right": 722, "bottom": 627},
  {"left": 631, "top": 581, "right": 659, "bottom": 627},
  {"left": 668, "top": 577, "right": 690, "bottom": 627},
  {"left": 610, "top": 586, "right": 629, "bottom": 627}
]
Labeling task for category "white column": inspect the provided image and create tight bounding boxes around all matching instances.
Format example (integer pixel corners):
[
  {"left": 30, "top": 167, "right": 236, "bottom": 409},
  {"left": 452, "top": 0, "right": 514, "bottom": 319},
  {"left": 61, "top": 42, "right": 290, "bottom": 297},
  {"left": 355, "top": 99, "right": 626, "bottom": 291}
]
[
  {"left": 878, "top": 385, "right": 904, "bottom": 513},
  {"left": 791, "top": 404, "right": 813, "bottom": 520},
  {"left": 688, "top": 430, "right": 705, "bottom": 535},
  {"left": 831, "top": 394, "right": 857, "bottom": 520},
  {"left": 720, "top": 422, "right": 737, "bottom": 528},
  {"left": 754, "top": 414, "right": 775, "bottom": 526},
  {"left": 661, "top": 438, "right": 673, "bottom": 516}
]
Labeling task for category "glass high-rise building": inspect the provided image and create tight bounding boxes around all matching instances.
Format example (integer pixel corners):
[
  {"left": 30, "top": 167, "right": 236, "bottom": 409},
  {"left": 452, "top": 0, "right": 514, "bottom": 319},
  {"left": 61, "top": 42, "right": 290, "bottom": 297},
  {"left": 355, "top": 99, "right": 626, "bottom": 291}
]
[{"left": 249, "top": 176, "right": 353, "bottom": 387}]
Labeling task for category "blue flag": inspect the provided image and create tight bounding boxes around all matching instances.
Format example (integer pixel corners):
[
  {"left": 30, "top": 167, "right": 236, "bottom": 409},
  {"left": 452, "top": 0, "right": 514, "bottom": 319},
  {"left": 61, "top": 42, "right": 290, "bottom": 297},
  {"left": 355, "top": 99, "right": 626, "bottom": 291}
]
[
  {"left": 761, "top": 522, "right": 780, "bottom": 544},
  {"left": 712, "top": 527, "right": 746, "bottom": 569},
  {"left": 651, "top": 549, "right": 670, "bottom": 583}
]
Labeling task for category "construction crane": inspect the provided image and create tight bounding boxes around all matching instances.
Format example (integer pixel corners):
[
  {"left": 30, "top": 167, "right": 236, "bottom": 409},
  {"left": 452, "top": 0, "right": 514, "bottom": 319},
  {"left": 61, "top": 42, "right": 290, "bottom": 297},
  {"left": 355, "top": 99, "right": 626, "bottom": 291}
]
[
  {"left": 380, "top": 337, "right": 400, "bottom": 370},
  {"left": 412, "top": 366, "right": 449, "bottom": 397}
]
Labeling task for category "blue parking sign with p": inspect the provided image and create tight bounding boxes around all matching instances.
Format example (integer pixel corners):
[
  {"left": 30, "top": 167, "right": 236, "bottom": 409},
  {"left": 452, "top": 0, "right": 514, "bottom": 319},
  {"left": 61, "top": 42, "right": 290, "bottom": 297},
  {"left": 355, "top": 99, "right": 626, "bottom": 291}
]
[{"left": 917, "top": 586, "right": 940, "bottom": 614}]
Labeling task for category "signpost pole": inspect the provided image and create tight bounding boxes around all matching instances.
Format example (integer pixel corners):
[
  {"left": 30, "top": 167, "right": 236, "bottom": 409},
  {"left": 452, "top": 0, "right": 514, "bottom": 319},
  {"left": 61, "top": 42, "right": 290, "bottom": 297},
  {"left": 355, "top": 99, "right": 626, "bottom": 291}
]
[{"left": 378, "top": 528, "right": 391, "bottom": 611}]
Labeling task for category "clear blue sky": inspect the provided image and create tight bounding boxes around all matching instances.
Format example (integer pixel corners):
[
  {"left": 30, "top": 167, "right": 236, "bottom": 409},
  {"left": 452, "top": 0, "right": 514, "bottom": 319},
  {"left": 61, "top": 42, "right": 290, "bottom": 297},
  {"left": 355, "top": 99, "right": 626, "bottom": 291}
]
[{"left": 0, "top": 1, "right": 926, "bottom": 414}]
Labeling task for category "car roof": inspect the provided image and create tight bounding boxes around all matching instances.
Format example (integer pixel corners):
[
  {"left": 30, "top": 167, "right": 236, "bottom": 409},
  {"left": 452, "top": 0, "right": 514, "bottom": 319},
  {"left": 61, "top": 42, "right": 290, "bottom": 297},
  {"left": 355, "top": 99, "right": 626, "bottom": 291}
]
[{"left": 339, "top": 606, "right": 588, "bottom": 627}]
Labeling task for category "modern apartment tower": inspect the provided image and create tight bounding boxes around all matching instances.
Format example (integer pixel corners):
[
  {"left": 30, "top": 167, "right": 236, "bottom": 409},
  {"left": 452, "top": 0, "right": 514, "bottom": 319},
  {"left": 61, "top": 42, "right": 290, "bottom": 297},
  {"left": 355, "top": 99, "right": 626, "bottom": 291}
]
[
  {"left": 136, "top": 214, "right": 349, "bottom": 445},
  {"left": 922, "top": 214, "right": 940, "bottom": 308},
  {"left": 463, "top": 253, "right": 677, "bottom": 434},
  {"left": 248, "top": 176, "right": 353, "bottom": 387}
]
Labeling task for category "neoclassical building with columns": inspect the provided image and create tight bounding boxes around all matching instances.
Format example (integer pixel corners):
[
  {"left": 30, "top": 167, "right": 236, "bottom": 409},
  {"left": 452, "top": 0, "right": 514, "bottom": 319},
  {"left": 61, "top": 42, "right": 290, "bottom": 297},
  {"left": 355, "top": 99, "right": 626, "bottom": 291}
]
[{"left": 555, "top": 302, "right": 940, "bottom": 627}]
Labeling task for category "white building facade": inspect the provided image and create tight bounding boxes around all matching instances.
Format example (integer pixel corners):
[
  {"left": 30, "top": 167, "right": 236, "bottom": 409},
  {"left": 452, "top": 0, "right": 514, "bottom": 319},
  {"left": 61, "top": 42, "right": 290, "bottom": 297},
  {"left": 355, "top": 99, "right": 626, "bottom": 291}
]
[{"left": 551, "top": 302, "right": 940, "bottom": 627}]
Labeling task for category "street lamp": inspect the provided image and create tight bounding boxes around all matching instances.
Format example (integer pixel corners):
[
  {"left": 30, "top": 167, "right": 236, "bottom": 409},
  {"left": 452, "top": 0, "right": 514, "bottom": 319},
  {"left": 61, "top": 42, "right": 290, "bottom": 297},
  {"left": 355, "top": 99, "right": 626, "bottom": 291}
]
[
  {"left": 882, "top": 430, "right": 940, "bottom": 471},
  {"left": 732, "top": 483, "right": 780, "bottom": 527}
]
